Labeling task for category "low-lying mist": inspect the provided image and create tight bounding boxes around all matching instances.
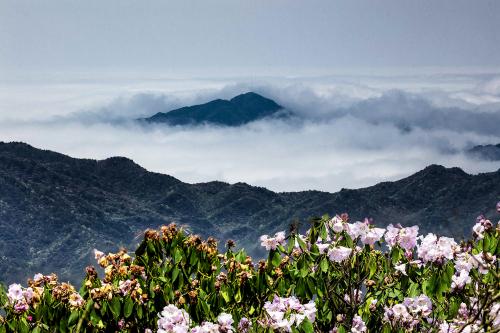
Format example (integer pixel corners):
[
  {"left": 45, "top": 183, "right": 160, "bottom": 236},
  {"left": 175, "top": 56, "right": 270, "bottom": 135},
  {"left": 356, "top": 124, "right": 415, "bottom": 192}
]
[{"left": 1, "top": 72, "right": 499, "bottom": 192}]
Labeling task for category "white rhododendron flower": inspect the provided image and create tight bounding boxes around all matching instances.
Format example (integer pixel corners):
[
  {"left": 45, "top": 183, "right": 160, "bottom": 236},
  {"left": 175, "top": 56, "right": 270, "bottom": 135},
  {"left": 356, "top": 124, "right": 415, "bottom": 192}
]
[
  {"left": 217, "top": 312, "right": 234, "bottom": 332},
  {"left": 260, "top": 231, "right": 286, "bottom": 250},
  {"left": 351, "top": 315, "right": 367, "bottom": 333},
  {"left": 7, "top": 284, "right": 24, "bottom": 303},
  {"left": 157, "top": 304, "right": 191, "bottom": 333},
  {"left": 394, "top": 263, "right": 407, "bottom": 276},
  {"left": 329, "top": 216, "right": 345, "bottom": 233},
  {"left": 451, "top": 270, "right": 471, "bottom": 290},
  {"left": 472, "top": 222, "right": 485, "bottom": 239},
  {"left": 346, "top": 221, "right": 370, "bottom": 240},
  {"left": 417, "top": 233, "right": 457, "bottom": 263},
  {"left": 328, "top": 246, "right": 352, "bottom": 263},
  {"left": 385, "top": 224, "right": 419, "bottom": 250},
  {"left": 360, "top": 227, "right": 385, "bottom": 245},
  {"left": 94, "top": 249, "right": 105, "bottom": 260},
  {"left": 262, "top": 295, "right": 316, "bottom": 332},
  {"left": 315, "top": 242, "right": 330, "bottom": 254}
]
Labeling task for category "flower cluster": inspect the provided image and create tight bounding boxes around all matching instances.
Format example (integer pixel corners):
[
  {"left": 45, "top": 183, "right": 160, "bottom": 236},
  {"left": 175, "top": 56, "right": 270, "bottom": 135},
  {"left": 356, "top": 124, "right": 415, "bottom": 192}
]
[
  {"left": 94, "top": 248, "right": 135, "bottom": 281},
  {"left": 191, "top": 313, "right": 234, "bottom": 333},
  {"left": 351, "top": 315, "right": 367, "bottom": 333},
  {"left": 6, "top": 284, "right": 33, "bottom": 313},
  {"left": 260, "top": 231, "right": 286, "bottom": 250},
  {"left": 472, "top": 215, "right": 494, "bottom": 240},
  {"left": 437, "top": 299, "right": 500, "bottom": 333},
  {"left": 346, "top": 219, "right": 385, "bottom": 246},
  {"left": 157, "top": 304, "right": 191, "bottom": 333},
  {"left": 157, "top": 304, "right": 236, "bottom": 333},
  {"left": 417, "top": 233, "right": 458, "bottom": 264},
  {"left": 385, "top": 224, "right": 419, "bottom": 251},
  {"left": 327, "top": 246, "right": 352, "bottom": 263},
  {"left": 7, "top": 273, "right": 84, "bottom": 313},
  {"left": 52, "top": 282, "right": 84, "bottom": 309},
  {"left": 452, "top": 251, "right": 496, "bottom": 290},
  {"left": 383, "top": 295, "right": 432, "bottom": 331},
  {"left": 261, "top": 295, "right": 316, "bottom": 332}
]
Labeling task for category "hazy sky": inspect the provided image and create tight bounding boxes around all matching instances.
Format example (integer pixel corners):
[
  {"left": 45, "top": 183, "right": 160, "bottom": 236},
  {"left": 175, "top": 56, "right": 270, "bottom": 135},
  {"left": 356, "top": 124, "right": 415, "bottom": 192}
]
[{"left": 1, "top": 0, "right": 500, "bottom": 75}]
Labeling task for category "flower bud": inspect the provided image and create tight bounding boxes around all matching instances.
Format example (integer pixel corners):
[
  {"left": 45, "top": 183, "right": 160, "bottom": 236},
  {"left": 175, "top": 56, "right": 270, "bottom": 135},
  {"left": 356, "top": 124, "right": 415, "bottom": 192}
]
[{"left": 226, "top": 239, "right": 235, "bottom": 248}]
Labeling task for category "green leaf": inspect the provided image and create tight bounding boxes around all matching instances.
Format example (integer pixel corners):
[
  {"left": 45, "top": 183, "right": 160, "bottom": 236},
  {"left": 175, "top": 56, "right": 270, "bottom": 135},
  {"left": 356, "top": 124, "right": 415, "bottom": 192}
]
[
  {"left": 320, "top": 258, "right": 329, "bottom": 272},
  {"left": 287, "top": 235, "right": 296, "bottom": 253},
  {"left": 220, "top": 290, "right": 230, "bottom": 303},
  {"left": 368, "top": 256, "right": 377, "bottom": 278},
  {"left": 110, "top": 296, "right": 121, "bottom": 319},
  {"left": 58, "top": 317, "right": 68, "bottom": 333},
  {"left": 124, "top": 297, "right": 134, "bottom": 318},
  {"left": 301, "top": 318, "right": 314, "bottom": 333},
  {"left": 137, "top": 304, "right": 144, "bottom": 319},
  {"left": 174, "top": 248, "right": 183, "bottom": 264},
  {"left": 172, "top": 267, "right": 180, "bottom": 282},
  {"left": 68, "top": 311, "right": 80, "bottom": 327},
  {"left": 271, "top": 251, "right": 282, "bottom": 267},
  {"left": 189, "top": 251, "right": 198, "bottom": 266},
  {"left": 297, "top": 236, "right": 308, "bottom": 252},
  {"left": 235, "top": 288, "right": 242, "bottom": 303}
]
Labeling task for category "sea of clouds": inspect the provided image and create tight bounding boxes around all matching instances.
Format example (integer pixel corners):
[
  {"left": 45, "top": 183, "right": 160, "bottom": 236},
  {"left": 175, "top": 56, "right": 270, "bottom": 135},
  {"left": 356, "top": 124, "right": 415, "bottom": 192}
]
[{"left": 1, "top": 70, "right": 499, "bottom": 192}]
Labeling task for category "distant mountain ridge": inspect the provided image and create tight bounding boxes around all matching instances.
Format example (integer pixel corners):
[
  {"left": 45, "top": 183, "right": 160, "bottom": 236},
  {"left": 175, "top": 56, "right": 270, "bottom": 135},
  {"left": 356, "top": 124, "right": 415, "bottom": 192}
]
[
  {"left": 466, "top": 143, "right": 500, "bottom": 161},
  {"left": 142, "top": 92, "right": 285, "bottom": 126},
  {"left": 0, "top": 142, "right": 499, "bottom": 284}
]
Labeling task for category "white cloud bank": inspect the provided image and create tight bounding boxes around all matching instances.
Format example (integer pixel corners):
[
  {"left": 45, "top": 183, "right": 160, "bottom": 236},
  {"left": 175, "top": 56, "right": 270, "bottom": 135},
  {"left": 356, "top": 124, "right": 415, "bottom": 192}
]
[{"left": 0, "top": 71, "right": 499, "bottom": 192}]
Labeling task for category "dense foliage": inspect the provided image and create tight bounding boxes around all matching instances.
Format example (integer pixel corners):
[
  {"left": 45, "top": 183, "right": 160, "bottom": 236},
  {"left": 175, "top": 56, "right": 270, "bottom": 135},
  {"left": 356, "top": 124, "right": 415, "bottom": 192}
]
[{"left": 1, "top": 204, "right": 499, "bottom": 332}]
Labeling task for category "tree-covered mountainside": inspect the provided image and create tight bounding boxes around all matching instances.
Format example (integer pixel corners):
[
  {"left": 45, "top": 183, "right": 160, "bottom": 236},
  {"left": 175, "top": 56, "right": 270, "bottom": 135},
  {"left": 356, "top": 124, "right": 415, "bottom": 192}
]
[
  {"left": 0, "top": 142, "right": 499, "bottom": 284},
  {"left": 141, "top": 92, "right": 285, "bottom": 126}
]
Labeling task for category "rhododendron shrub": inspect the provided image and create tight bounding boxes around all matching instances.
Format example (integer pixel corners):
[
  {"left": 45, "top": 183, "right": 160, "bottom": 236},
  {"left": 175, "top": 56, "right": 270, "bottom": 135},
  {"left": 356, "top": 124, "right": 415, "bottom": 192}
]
[{"left": 0, "top": 205, "right": 499, "bottom": 332}]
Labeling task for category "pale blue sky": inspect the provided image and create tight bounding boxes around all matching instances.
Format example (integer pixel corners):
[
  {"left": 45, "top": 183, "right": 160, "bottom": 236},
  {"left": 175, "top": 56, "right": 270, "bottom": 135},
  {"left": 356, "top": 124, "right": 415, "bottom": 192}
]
[{"left": 1, "top": 0, "right": 499, "bottom": 75}]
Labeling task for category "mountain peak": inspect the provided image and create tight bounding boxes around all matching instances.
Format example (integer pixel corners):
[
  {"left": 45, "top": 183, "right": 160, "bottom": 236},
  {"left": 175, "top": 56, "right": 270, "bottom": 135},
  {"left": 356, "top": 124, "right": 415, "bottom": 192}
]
[
  {"left": 417, "top": 164, "right": 467, "bottom": 177},
  {"left": 142, "top": 92, "right": 284, "bottom": 126},
  {"left": 230, "top": 91, "right": 275, "bottom": 103}
]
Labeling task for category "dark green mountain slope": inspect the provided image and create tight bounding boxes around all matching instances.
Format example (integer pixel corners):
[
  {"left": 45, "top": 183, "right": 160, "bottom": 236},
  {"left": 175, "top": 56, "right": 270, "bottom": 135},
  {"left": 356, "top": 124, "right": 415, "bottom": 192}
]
[
  {"left": 0, "top": 142, "right": 499, "bottom": 284},
  {"left": 142, "top": 92, "right": 284, "bottom": 126}
]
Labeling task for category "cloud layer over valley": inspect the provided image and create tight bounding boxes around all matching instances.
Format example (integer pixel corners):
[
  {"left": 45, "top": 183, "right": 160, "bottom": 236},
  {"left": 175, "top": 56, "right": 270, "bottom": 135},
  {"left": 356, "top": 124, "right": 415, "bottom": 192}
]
[{"left": 1, "top": 71, "right": 500, "bottom": 192}]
